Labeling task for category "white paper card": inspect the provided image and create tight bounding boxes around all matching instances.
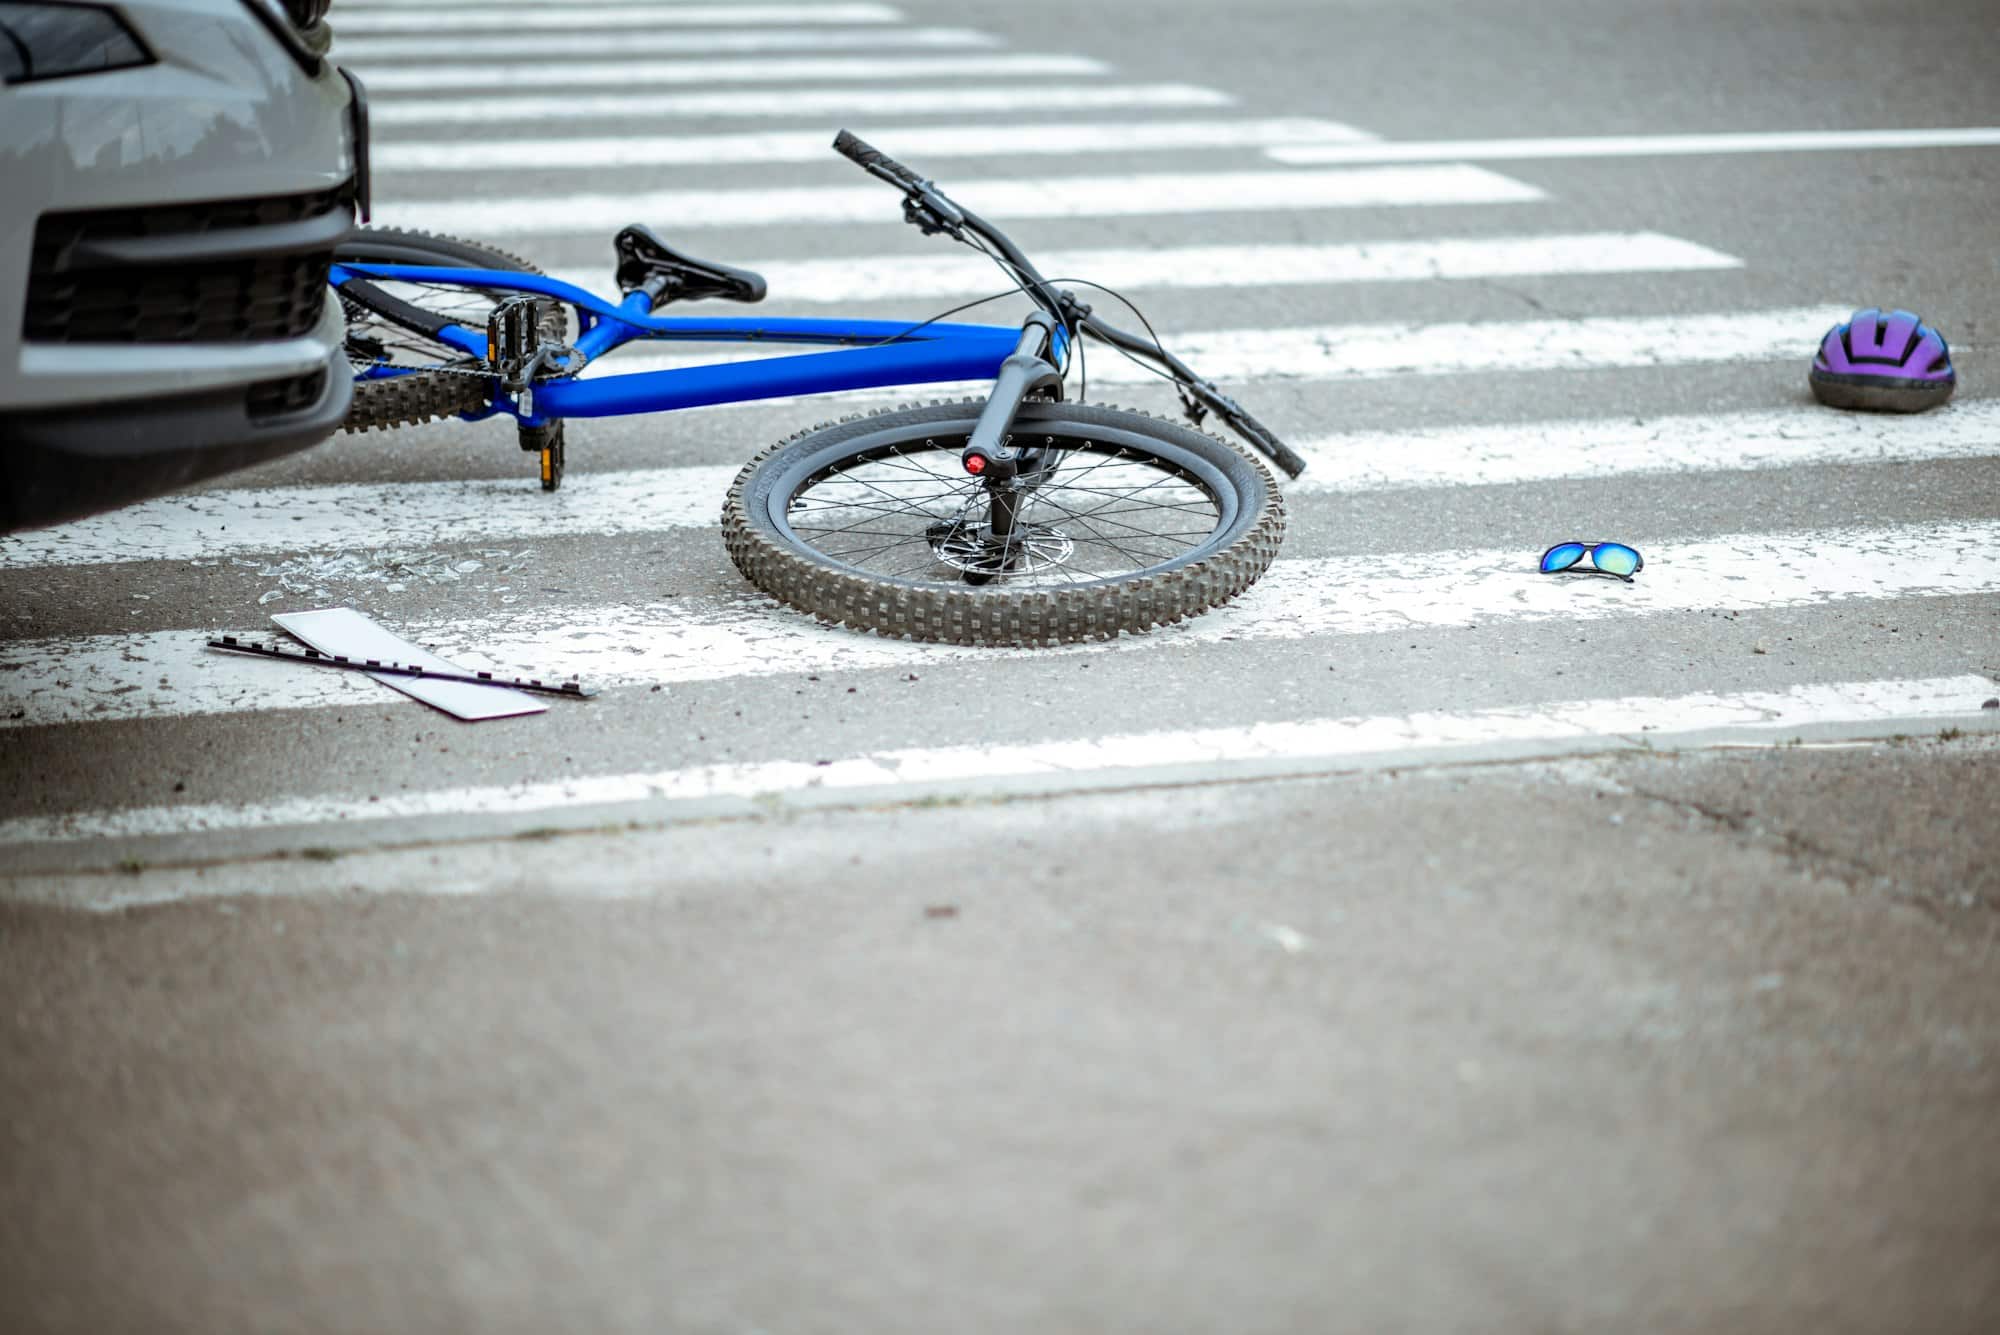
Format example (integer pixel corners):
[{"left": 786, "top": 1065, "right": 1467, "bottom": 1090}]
[{"left": 271, "top": 608, "right": 546, "bottom": 721}]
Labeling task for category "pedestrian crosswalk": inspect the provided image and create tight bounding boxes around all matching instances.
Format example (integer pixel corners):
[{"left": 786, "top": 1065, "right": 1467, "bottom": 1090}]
[
  {"left": 7, "top": 519, "right": 1998, "bottom": 731},
  {"left": 337, "top": 5, "right": 906, "bottom": 32},
  {"left": 593, "top": 308, "right": 1855, "bottom": 383},
  {"left": 337, "top": 26, "right": 1002, "bottom": 61},
  {"left": 2, "top": 0, "right": 1993, "bottom": 864},
  {"left": 384, "top": 165, "right": 1541, "bottom": 235},
  {"left": 374, "top": 119, "right": 1374, "bottom": 170},
  {"left": 368, "top": 84, "right": 1235, "bottom": 127},
  {"left": 11, "top": 404, "right": 1995, "bottom": 571},
  {"left": 551, "top": 233, "right": 1744, "bottom": 306},
  {"left": 355, "top": 52, "right": 1112, "bottom": 92}
]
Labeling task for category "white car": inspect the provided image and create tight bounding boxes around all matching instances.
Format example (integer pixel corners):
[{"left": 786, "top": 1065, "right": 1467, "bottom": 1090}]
[{"left": 0, "top": 0, "right": 365, "bottom": 531}]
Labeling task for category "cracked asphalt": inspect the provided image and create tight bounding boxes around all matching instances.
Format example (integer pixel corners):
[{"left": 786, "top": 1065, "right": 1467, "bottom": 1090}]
[{"left": 4, "top": 738, "right": 1998, "bottom": 1333}]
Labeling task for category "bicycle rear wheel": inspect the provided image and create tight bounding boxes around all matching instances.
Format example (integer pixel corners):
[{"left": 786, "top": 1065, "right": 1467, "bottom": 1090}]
[
  {"left": 335, "top": 228, "right": 570, "bottom": 432},
  {"left": 722, "top": 400, "right": 1284, "bottom": 646}
]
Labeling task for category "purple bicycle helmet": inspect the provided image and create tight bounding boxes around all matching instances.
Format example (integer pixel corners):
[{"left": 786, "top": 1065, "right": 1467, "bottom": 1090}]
[{"left": 1809, "top": 307, "right": 1955, "bottom": 412}]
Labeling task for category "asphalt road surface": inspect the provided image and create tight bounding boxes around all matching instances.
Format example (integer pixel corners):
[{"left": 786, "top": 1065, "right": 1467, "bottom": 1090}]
[{"left": 4, "top": 0, "right": 1998, "bottom": 1330}]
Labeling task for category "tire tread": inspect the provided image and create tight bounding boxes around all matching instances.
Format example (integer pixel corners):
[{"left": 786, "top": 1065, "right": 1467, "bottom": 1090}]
[{"left": 721, "top": 399, "right": 1284, "bottom": 646}]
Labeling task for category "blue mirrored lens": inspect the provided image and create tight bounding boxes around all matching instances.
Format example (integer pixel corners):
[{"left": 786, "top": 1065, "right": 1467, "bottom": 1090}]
[
  {"left": 1541, "top": 542, "right": 1586, "bottom": 573},
  {"left": 1593, "top": 543, "right": 1641, "bottom": 577}
]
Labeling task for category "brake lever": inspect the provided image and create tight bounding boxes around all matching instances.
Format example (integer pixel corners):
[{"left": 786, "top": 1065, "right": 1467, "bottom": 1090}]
[
  {"left": 1176, "top": 386, "right": 1210, "bottom": 428},
  {"left": 901, "top": 195, "right": 963, "bottom": 238},
  {"left": 1175, "top": 375, "right": 1308, "bottom": 479}
]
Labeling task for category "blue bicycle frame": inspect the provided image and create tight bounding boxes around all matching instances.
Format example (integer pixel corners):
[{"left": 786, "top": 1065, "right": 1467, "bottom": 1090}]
[{"left": 330, "top": 262, "right": 1059, "bottom": 424}]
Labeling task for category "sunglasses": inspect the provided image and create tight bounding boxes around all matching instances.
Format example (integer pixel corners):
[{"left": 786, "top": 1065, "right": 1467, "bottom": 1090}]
[{"left": 1539, "top": 541, "right": 1643, "bottom": 582}]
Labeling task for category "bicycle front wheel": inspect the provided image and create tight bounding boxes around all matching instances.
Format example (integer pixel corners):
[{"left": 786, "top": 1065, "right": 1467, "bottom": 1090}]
[{"left": 722, "top": 400, "right": 1284, "bottom": 646}]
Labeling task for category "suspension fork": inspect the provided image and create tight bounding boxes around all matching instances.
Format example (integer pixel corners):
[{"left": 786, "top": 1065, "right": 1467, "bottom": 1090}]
[{"left": 962, "top": 309, "right": 1067, "bottom": 543}]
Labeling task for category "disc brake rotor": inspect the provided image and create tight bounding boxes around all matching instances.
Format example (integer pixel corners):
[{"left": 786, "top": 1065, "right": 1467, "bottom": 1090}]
[{"left": 925, "top": 515, "right": 1076, "bottom": 575}]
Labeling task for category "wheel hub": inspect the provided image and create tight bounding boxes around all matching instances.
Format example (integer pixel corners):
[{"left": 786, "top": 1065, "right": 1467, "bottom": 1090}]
[{"left": 925, "top": 517, "right": 1075, "bottom": 575}]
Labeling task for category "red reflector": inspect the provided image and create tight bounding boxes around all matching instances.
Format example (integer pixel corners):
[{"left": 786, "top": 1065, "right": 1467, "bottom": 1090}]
[{"left": 964, "top": 454, "right": 986, "bottom": 474}]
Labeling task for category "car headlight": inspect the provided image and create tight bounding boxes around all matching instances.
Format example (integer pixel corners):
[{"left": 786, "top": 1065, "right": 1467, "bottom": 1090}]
[
  {"left": 250, "top": 0, "right": 331, "bottom": 33},
  {"left": 0, "top": 2, "right": 152, "bottom": 86},
  {"left": 239, "top": 0, "right": 326, "bottom": 73},
  {"left": 280, "top": 0, "right": 332, "bottom": 28}
]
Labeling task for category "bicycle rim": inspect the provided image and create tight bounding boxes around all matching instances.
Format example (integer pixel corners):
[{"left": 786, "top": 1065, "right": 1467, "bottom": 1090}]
[
  {"left": 724, "top": 401, "right": 1284, "bottom": 645},
  {"left": 775, "top": 433, "right": 1236, "bottom": 588}
]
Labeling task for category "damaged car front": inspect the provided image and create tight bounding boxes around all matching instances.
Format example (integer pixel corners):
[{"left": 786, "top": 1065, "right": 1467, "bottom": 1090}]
[{"left": 0, "top": 0, "right": 366, "bottom": 532}]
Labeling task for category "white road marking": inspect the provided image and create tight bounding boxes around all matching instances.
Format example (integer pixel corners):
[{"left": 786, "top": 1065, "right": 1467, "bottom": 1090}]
[
  {"left": 337, "top": 5, "right": 903, "bottom": 33},
  {"left": 341, "top": 0, "right": 803, "bottom": 6},
  {"left": 369, "top": 84, "right": 1235, "bottom": 128},
  {"left": 4, "top": 520, "right": 1996, "bottom": 728},
  {"left": 1082, "top": 306, "right": 1854, "bottom": 384},
  {"left": 11, "top": 402, "right": 1994, "bottom": 570},
  {"left": 376, "top": 119, "right": 1376, "bottom": 172},
  {"left": 1290, "top": 400, "right": 2000, "bottom": 490},
  {"left": 358, "top": 53, "right": 1104, "bottom": 92},
  {"left": 1267, "top": 127, "right": 2000, "bottom": 166},
  {"left": 339, "top": 26, "right": 997, "bottom": 60},
  {"left": 544, "top": 233, "right": 1738, "bottom": 306},
  {"left": 1, "top": 676, "right": 1987, "bottom": 847},
  {"left": 377, "top": 165, "right": 1543, "bottom": 235},
  {"left": 0, "top": 468, "right": 740, "bottom": 568},
  {"left": 590, "top": 307, "right": 1855, "bottom": 384}
]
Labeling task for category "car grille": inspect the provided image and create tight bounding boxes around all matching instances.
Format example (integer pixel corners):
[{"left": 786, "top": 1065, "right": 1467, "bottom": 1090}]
[{"left": 24, "top": 184, "right": 351, "bottom": 344}]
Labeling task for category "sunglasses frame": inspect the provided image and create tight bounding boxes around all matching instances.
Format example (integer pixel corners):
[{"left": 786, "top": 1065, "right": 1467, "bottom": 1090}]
[{"left": 1539, "top": 540, "right": 1644, "bottom": 583}]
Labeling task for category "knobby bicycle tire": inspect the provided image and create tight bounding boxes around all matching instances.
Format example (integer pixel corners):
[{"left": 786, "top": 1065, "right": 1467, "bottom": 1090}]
[
  {"left": 722, "top": 400, "right": 1284, "bottom": 646},
  {"left": 335, "top": 228, "right": 570, "bottom": 432}
]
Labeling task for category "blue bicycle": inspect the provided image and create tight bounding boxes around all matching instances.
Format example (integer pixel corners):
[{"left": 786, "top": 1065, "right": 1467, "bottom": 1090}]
[{"left": 332, "top": 132, "right": 1305, "bottom": 645}]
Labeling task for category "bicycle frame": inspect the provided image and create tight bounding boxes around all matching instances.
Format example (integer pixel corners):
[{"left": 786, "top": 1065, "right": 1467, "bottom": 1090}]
[{"left": 330, "top": 262, "right": 1058, "bottom": 423}]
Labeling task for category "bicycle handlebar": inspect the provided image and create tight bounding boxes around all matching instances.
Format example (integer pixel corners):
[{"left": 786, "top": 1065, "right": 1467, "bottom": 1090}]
[
  {"left": 1081, "top": 314, "right": 1308, "bottom": 477},
  {"left": 829, "top": 130, "right": 1308, "bottom": 479},
  {"left": 833, "top": 130, "right": 1047, "bottom": 310}
]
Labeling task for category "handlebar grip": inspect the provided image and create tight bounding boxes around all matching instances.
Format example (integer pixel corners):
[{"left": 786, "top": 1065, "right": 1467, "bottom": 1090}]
[
  {"left": 832, "top": 129, "right": 923, "bottom": 191},
  {"left": 1227, "top": 405, "right": 1308, "bottom": 479},
  {"left": 1254, "top": 432, "right": 1310, "bottom": 480}
]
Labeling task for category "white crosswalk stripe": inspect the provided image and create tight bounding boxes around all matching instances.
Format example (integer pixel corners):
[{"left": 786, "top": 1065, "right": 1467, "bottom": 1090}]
[
  {"left": 549, "top": 234, "right": 1741, "bottom": 306},
  {"left": 374, "top": 120, "right": 1375, "bottom": 172},
  {"left": 589, "top": 308, "right": 1854, "bottom": 384},
  {"left": 6, "top": 520, "right": 1997, "bottom": 729},
  {"left": 1265, "top": 126, "right": 2000, "bottom": 165},
  {"left": 337, "top": 27, "right": 1000, "bottom": 61},
  {"left": 368, "top": 84, "right": 1236, "bottom": 128},
  {"left": 336, "top": 6, "right": 905, "bottom": 34},
  {"left": 339, "top": 0, "right": 876, "bottom": 7},
  {"left": 5, "top": 10, "right": 1991, "bottom": 858},
  {"left": 338, "top": 0, "right": 776, "bottom": 6},
  {"left": 376, "top": 166, "right": 1544, "bottom": 235},
  {"left": 7, "top": 401, "right": 1992, "bottom": 567},
  {"left": 358, "top": 53, "right": 1108, "bottom": 92},
  {"left": 11, "top": 403, "right": 1993, "bottom": 571},
  {"left": 5, "top": 676, "right": 1987, "bottom": 848}
]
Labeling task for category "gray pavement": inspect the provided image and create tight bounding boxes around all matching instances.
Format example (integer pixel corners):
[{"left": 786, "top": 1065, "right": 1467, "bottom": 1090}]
[
  {"left": 3, "top": 0, "right": 1999, "bottom": 1328},
  {"left": 5, "top": 742, "right": 1999, "bottom": 1332}
]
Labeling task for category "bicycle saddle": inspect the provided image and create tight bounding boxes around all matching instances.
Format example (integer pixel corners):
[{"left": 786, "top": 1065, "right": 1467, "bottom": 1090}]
[{"left": 614, "top": 224, "right": 766, "bottom": 304}]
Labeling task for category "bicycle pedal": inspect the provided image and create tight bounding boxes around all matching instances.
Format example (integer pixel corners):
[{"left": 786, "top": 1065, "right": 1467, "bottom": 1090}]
[
  {"left": 523, "top": 420, "right": 566, "bottom": 491},
  {"left": 486, "top": 296, "right": 542, "bottom": 390}
]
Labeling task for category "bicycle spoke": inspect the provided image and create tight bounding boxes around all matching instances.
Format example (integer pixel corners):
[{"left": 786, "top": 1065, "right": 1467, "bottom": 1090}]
[{"left": 780, "top": 436, "right": 1227, "bottom": 587}]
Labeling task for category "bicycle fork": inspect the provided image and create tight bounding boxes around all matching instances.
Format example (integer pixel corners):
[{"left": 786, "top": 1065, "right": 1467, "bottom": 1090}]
[{"left": 941, "top": 310, "right": 1069, "bottom": 583}]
